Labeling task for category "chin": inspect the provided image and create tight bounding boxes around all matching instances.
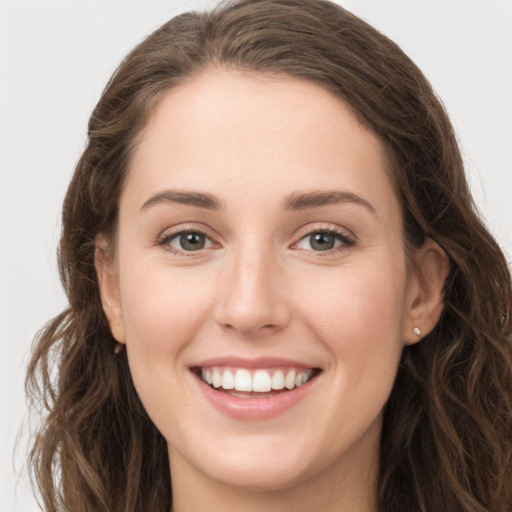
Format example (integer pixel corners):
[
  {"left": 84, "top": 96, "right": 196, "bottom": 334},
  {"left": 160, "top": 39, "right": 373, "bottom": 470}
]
[{"left": 200, "top": 450, "right": 315, "bottom": 492}]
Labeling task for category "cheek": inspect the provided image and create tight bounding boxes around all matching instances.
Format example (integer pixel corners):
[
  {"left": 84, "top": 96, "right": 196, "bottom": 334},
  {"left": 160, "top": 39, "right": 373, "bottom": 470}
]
[
  {"left": 117, "top": 263, "right": 217, "bottom": 430},
  {"left": 118, "top": 261, "right": 214, "bottom": 368},
  {"left": 298, "top": 257, "right": 408, "bottom": 370}
]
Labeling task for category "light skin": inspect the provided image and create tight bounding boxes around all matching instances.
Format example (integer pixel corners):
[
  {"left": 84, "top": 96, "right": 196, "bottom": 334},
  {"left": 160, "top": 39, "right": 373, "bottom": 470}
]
[{"left": 96, "top": 70, "right": 449, "bottom": 512}]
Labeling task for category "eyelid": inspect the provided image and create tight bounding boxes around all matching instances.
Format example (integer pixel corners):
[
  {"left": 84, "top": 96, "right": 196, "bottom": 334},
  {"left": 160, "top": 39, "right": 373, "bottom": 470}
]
[
  {"left": 156, "top": 223, "right": 221, "bottom": 255},
  {"left": 154, "top": 222, "right": 355, "bottom": 256},
  {"left": 290, "top": 223, "right": 356, "bottom": 253}
]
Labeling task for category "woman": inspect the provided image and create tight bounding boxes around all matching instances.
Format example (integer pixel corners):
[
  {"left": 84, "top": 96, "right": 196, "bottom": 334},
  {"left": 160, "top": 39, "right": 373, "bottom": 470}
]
[{"left": 26, "top": 0, "right": 512, "bottom": 511}]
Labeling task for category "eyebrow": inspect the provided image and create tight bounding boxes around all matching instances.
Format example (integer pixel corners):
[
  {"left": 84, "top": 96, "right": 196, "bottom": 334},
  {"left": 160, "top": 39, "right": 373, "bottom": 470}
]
[
  {"left": 141, "top": 190, "right": 222, "bottom": 211},
  {"left": 284, "top": 190, "right": 376, "bottom": 214},
  {"left": 140, "top": 188, "right": 376, "bottom": 215}
]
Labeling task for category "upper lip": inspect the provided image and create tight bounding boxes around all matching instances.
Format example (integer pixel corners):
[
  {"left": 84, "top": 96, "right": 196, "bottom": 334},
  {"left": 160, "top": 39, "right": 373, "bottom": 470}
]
[{"left": 190, "top": 356, "right": 319, "bottom": 370}]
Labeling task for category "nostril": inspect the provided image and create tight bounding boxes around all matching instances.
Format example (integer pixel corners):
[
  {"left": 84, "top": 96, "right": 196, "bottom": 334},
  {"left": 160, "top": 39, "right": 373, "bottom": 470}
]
[{"left": 220, "top": 321, "right": 283, "bottom": 338}]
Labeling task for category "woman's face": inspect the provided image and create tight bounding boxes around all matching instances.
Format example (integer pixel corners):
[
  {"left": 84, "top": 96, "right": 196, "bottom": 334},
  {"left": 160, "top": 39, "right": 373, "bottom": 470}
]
[{"left": 98, "top": 71, "right": 435, "bottom": 496}]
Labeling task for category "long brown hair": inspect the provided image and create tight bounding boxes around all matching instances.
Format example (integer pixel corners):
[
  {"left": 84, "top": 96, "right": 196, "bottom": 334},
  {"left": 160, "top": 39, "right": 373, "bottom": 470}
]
[{"left": 26, "top": 1, "right": 512, "bottom": 511}]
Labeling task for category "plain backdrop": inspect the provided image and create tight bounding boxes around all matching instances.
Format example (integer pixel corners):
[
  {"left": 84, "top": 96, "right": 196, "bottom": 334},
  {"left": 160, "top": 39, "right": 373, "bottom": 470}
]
[{"left": 1, "top": 1, "right": 511, "bottom": 510}]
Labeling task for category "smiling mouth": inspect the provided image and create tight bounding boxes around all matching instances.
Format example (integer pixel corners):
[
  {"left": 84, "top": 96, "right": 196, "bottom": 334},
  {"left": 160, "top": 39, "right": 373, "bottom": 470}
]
[{"left": 193, "top": 366, "right": 321, "bottom": 396}]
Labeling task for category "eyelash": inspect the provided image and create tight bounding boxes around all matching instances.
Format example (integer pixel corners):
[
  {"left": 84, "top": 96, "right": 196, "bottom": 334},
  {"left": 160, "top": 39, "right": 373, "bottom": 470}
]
[
  {"left": 156, "top": 225, "right": 355, "bottom": 256},
  {"left": 291, "top": 226, "right": 355, "bottom": 256},
  {"left": 157, "top": 228, "right": 215, "bottom": 257}
]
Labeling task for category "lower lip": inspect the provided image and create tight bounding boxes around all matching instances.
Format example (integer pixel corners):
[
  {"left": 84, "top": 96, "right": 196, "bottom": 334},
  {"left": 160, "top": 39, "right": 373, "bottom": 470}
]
[{"left": 194, "top": 373, "right": 317, "bottom": 420}]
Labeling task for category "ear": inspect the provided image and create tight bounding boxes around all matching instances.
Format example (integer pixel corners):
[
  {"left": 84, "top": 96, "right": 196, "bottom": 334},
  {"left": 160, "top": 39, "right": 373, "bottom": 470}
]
[
  {"left": 403, "top": 238, "right": 450, "bottom": 345},
  {"left": 95, "top": 236, "right": 125, "bottom": 343}
]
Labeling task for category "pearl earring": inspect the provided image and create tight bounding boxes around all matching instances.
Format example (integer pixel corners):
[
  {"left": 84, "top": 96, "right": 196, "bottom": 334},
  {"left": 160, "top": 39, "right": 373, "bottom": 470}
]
[
  {"left": 412, "top": 327, "right": 421, "bottom": 337},
  {"left": 114, "top": 342, "right": 125, "bottom": 355}
]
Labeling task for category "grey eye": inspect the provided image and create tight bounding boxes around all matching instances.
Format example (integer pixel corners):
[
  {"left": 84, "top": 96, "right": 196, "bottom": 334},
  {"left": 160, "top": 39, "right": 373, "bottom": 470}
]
[
  {"left": 308, "top": 232, "right": 337, "bottom": 251},
  {"left": 170, "top": 232, "right": 209, "bottom": 251},
  {"left": 295, "top": 231, "right": 349, "bottom": 252}
]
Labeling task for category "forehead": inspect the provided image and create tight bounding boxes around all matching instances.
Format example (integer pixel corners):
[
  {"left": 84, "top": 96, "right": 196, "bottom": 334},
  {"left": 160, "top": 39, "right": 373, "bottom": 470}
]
[{"left": 125, "top": 70, "right": 399, "bottom": 218}]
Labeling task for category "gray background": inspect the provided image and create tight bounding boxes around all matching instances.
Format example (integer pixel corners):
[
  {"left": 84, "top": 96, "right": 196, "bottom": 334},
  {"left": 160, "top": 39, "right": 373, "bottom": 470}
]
[{"left": 1, "top": 1, "right": 511, "bottom": 510}]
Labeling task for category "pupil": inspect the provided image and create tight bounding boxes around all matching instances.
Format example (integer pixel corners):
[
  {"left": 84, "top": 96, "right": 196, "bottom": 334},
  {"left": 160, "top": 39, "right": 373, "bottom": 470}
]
[
  {"left": 180, "top": 233, "right": 205, "bottom": 251},
  {"left": 311, "top": 233, "right": 334, "bottom": 251}
]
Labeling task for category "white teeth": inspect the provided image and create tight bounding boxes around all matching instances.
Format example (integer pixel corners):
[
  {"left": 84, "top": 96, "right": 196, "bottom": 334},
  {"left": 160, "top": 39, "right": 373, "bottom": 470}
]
[
  {"left": 253, "top": 370, "right": 272, "bottom": 392},
  {"left": 212, "top": 368, "right": 222, "bottom": 388},
  {"left": 234, "top": 369, "right": 253, "bottom": 392},
  {"left": 201, "top": 367, "right": 315, "bottom": 392},
  {"left": 221, "top": 370, "right": 235, "bottom": 390},
  {"left": 284, "top": 370, "right": 296, "bottom": 390},
  {"left": 271, "top": 370, "right": 285, "bottom": 390},
  {"left": 204, "top": 369, "right": 213, "bottom": 385}
]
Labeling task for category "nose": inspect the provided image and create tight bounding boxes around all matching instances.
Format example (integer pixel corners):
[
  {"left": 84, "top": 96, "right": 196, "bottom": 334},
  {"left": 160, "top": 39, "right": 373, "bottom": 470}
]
[{"left": 213, "top": 244, "right": 291, "bottom": 339}]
